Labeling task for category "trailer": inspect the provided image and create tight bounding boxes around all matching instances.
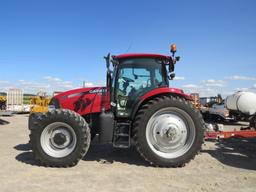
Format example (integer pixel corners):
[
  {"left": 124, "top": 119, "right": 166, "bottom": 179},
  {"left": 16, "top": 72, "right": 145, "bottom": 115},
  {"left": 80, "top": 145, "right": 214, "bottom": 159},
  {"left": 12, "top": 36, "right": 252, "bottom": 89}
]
[
  {"left": 205, "top": 91, "right": 256, "bottom": 140},
  {"left": 6, "top": 89, "right": 23, "bottom": 112},
  {"left": 205, "top": 125, "right": 256, "bottom": 140}
]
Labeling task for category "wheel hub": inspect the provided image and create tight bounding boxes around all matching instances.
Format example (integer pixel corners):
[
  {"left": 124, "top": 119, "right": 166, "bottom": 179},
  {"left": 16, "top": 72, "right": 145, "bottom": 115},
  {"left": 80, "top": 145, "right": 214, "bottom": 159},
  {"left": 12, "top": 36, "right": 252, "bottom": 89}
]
[
  {"left": 146, "top": 107, "right": 196, "bottom": 159},
  {"left": 50, "top": 128, "right": 72, "bottom": 149},
  {"left": 153, "top": 115, "right": 187, "bottom": 152},
  {"left": 166, "top": 127, "right": 177, "bottom": 140},
  {"left": 40, "top": 122, "right": 77, "bottom": 158},
  {"left": 53, "top": 133, "right": 67, "bottom": 146}
]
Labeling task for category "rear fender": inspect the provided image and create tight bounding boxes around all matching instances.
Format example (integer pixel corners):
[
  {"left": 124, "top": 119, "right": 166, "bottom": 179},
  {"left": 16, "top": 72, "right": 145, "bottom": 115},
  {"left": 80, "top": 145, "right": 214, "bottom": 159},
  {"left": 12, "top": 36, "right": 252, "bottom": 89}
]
[{"left": 131, "top": 87, "right": 192, "bottom": 120}]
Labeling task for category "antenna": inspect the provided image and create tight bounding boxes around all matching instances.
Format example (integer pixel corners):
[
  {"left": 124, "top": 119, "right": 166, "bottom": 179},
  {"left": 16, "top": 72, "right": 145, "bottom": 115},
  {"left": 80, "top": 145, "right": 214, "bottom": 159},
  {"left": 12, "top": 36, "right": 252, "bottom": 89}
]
[{"left": 125, "top": 41, "right": 133, "bottom": 53}]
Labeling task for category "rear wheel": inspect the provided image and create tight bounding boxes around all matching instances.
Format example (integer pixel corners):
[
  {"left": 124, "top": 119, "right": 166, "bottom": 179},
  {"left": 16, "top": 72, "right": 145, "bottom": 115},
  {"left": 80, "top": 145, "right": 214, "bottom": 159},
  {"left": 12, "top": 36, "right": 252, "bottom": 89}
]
[
  {"left": 133, "top": 95, "right": 204, "bottom": 167},
  {"left": 29, "top": 109, "right": 90, "bottom": 167}
]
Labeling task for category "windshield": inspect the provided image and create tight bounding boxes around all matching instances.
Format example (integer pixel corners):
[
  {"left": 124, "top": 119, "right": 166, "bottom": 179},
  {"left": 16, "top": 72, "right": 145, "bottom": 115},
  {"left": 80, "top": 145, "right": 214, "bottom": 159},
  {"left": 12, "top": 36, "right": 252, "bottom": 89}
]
[{"left": 117, "top": 58, "right": 167, "bottom": 96}]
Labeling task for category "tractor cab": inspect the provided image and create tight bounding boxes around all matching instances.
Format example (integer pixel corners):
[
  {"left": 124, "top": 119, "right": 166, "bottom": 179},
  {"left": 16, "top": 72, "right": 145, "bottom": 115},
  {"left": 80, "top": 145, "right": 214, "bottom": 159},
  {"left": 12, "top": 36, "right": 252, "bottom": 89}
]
[
  {"left": 111, "top": 55, "right": 170, "bottom": 118},
  {"left": 105, "top": 45, "right": 180, "bottom": 119}
]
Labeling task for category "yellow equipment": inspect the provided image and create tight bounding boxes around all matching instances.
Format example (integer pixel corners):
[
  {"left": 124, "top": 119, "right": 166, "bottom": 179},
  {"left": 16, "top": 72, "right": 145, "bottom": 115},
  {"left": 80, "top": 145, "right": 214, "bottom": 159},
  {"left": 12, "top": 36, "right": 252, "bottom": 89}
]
[
  {"left": 0, "top": 96, "right": 6, "bottom": 102},
  {"left": 30, "top": 96, "right": 51, "bottom": 113},
  {"left": 0, "top": 96, "right": 6, "bottom": 110},
  {"left": 190, "top": 93, "right": 201, "bottom": 109}
]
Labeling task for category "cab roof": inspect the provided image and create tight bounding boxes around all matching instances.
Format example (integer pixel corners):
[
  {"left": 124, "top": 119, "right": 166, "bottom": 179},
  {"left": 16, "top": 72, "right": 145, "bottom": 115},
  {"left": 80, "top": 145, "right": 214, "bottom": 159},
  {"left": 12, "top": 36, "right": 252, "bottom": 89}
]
[{"left": 114, "top": 53, "right": 170, "bottom": 60}]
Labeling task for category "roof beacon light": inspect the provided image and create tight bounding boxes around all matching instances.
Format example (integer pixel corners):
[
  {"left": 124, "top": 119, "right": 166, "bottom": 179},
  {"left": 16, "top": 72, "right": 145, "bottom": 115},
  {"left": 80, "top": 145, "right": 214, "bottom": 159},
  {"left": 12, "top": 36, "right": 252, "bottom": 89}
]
[{"left": 170, "top": 44, "right": 177, "bottom": 57}]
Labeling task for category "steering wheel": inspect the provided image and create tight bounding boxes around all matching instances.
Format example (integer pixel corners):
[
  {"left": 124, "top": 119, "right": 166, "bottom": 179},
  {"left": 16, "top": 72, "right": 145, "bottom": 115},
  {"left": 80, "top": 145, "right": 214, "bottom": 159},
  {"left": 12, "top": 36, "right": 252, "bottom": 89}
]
[{"left": 122, "top": 76, "right": 134, "bottom": 83}]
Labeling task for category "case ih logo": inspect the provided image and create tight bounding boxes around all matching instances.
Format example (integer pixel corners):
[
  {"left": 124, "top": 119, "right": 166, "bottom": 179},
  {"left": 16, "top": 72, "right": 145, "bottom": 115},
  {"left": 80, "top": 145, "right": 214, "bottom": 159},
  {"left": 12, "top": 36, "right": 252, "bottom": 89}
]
[
  {"left": 64, "top": 88, "right": 107, "bottom": 100},
  {"left": 89, "top": 88, "right": 107, "bottom": 94}
]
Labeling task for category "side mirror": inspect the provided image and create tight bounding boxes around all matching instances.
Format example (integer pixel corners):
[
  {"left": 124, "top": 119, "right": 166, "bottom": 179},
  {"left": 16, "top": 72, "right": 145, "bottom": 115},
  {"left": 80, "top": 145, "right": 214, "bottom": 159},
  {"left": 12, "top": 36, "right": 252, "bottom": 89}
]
[
  {"left": 175, "top": 56, "right": 180, "bottom": 62},
  {"left": 169, "top": 73, "right": 175, "bottom": 80}
]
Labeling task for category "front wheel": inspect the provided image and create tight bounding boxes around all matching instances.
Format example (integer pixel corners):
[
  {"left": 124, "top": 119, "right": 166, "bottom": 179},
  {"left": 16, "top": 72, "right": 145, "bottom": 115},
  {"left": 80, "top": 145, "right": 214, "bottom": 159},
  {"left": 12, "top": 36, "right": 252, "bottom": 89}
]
[
  {"left": 133, "top": 95, "right": 204, "bottom": 167},
  {"left": 29, "top": 109, "right": 90, "bottom": 167}
]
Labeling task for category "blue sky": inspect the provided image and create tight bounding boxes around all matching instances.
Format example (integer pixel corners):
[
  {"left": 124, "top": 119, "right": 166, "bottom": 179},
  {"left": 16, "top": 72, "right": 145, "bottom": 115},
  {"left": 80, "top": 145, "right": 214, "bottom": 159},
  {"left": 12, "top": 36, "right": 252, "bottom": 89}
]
[{"left": 0, "top": 0, "right": 256, "bottom": 96}]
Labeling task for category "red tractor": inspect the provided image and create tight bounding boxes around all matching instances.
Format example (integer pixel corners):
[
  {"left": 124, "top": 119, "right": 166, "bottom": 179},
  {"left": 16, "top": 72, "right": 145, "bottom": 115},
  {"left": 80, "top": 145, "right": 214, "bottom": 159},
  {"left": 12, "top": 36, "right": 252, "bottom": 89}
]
[{"left": 29, "top": 45, "right": 205, "bottom": 167}]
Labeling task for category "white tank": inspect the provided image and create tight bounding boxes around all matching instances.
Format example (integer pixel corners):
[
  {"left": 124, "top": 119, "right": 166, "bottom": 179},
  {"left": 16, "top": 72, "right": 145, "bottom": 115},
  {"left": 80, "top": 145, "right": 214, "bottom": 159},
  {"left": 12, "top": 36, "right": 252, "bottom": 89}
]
[{"left": 226, "top": 91, "right": 256, "bottom": 115}]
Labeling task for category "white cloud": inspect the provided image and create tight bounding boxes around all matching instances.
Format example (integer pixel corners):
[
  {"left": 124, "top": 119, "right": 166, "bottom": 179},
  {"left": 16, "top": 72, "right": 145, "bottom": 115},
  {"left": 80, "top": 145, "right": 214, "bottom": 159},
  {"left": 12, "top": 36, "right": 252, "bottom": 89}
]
[
  {"left": 203, "top": 79, "right": 226, "bottom": 87},
  {"left": 226, "top": 75, "right": 256, "bottom": 81},
  {"left": 0, "top": 76, "right": 107, "bottom": 94},
  {"left": 17, "top": 80, "right": 50, "bottom": 92},
  {"left": 181, "top": 85, "right": 216, "bottom": 97},
  {"left": 43, "top": 77, "right": 78, "bottom": 92},
  {"left": 43, "top": 76, "right": 62, "bottom": 82},
  {"left": 177, "top": 77, "right": 256, "bottom": 97},
  {"left": 0, "top": 80, "right": 15, "bottom": 91},
  {"left": 174, "top": 76, "right": 185, "bottom": 80},
  {"left": 203, "top": 79, "right": 225, "bottom": 84},
  {"left": 83, "top": 82, "right": 95, "bottom": 87},
  {"left": 197, "top": 88, "right": 218, "bottom": 97},
  {"left": 0, "top": 81, "right": 9, "bottom": 84},
  {"left": 233, "top": 84, "right": 256, "bottom": 93},
  {"left": 205, "top": 83, "right": 224, "bottom": 87},
  {"left": 234, "top": 87, "right": 249, "bottom": 92},
  {"left": 181, "top": 79, "right": 227, "bottom": 97},
  {"left": 181, "top": 84, "right": 198, "bottom": 88}
]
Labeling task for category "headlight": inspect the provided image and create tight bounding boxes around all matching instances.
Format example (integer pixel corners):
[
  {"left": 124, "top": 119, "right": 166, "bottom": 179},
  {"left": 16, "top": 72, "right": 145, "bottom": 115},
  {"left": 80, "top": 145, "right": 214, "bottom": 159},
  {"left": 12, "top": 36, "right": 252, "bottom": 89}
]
[{"left": 48, "top": 105, "right": 56, "bottom": 112}]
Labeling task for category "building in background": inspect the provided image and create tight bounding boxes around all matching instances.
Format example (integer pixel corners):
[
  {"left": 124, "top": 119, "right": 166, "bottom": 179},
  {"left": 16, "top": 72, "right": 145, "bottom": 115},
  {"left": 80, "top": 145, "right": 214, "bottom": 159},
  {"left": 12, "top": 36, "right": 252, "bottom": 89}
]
[{"left": 6, "top": 89, "right": 24, "bottom": 112}]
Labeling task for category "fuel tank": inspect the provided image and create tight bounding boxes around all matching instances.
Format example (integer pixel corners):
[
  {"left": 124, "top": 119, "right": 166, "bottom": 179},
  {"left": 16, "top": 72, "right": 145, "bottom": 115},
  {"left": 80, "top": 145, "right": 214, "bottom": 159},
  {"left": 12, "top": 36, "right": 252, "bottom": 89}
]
[{"left": 226, "top": 91, "right": 256, "bottom": 115}]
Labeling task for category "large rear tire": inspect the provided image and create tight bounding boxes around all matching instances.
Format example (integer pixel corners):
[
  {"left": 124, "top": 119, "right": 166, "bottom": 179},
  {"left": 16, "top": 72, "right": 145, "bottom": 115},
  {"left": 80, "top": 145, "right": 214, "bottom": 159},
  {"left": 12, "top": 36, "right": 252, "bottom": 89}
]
[
  {"left": 133, "top": 95, "right": 204, "bottom": 167},
  {"left": 29, "top": 109, "right": 90, "bottom": 167}
]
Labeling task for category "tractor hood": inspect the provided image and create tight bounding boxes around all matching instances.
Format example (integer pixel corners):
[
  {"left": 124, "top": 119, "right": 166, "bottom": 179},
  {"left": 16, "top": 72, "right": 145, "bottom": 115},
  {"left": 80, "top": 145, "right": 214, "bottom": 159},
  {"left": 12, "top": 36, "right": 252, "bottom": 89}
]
[
  {"left": 54, "top": 87, "right": 105, "bottom": 99},
  {"left": 50, "top": 87, "right": 110, "bottom": 115}
]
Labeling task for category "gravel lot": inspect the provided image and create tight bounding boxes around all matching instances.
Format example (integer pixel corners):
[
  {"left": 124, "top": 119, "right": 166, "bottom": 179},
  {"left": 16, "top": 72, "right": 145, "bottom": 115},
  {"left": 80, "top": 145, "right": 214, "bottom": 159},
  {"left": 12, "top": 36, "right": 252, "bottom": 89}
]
[{"left": 0, "top": 114, "right": 255, "bottom": 192}]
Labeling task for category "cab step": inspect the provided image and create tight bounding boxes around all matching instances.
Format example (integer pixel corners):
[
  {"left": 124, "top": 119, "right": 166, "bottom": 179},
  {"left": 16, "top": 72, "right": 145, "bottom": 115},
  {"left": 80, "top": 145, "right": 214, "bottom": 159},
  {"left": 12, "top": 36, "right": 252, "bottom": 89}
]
[{"left": 113, "top": 121, "right": 131, "bottom": 148}]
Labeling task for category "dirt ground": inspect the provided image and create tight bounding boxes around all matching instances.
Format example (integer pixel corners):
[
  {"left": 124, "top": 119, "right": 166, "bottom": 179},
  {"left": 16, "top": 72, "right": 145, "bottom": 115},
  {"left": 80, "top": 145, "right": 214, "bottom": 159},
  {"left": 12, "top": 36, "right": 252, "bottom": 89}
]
[{"left": 0, "top": 114, "right": 255, "bottom": 192}]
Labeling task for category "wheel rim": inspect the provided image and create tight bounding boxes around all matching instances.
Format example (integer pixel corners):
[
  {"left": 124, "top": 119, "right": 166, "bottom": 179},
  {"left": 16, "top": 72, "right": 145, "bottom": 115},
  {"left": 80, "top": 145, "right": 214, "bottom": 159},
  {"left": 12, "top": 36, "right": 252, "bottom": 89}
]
[
  {"left": 146, "top": 107, "right": 196, "bottom": 159},
  {"left": 40, "top": 122, "right": 77, "bottom": 158}
]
